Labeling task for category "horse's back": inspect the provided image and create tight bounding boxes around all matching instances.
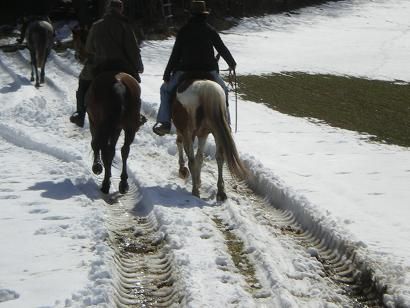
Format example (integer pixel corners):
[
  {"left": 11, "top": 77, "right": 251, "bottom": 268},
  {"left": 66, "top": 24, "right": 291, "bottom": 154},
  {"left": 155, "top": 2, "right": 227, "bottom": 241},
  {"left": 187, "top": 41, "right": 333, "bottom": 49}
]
[
  {"left": 174, "top": 80, "right": 225, "bottom": 131},
  {"left": 26, "top": 20, "right": 53, "bottom": 40},
  {"left": 26, "top": 20, "right": 53, "bottom": 53},
  {"left": 88, "top": 71, "right": 140, "bottom": 127},
  {"left": 176, "top": 80, "right": 225, "bottom": 115}
]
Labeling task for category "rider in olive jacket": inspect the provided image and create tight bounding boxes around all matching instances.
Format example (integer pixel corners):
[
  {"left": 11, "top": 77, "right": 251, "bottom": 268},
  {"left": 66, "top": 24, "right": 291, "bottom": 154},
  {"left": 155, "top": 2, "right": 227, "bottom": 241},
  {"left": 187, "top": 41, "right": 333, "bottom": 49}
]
[
  {"left": 153, "top": 1, "right": 236, "bottom": 136},
  {"left": 70, "top": 0, "right": 143, "bottom": 127}
]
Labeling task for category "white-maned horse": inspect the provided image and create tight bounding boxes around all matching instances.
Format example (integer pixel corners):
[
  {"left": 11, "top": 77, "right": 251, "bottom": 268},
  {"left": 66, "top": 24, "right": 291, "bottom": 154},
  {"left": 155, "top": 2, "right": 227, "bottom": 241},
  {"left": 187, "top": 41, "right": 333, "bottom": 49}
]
[{"left": 172, "top": 74, "right": 247, "bottom": 201}]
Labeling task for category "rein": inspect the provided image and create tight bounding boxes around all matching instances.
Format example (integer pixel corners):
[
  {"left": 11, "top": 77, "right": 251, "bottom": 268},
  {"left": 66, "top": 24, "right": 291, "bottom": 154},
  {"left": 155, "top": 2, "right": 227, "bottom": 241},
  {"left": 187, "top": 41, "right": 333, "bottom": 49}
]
[{"left": 222, "top": 67, "right": 238, "bottom": 133}]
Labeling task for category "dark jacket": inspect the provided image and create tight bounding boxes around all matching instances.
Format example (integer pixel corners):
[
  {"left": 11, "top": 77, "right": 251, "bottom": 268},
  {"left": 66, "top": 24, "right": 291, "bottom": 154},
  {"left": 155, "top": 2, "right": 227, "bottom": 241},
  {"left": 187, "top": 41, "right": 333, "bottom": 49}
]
[
  {"left": 80, "top": 11, "right": 143, "bottom": 80},
  {"left": 163, "top": 15, "right": 236, "bottom": 81}
]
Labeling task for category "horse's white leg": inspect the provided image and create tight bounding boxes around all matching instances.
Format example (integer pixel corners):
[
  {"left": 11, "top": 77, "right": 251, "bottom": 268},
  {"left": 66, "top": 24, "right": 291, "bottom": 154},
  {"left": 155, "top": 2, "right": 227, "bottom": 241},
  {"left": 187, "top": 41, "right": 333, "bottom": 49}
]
[
  {"left": 177, "top": 134, "right": 189, "bottom": 179},
  {"left": 184, "top": 139, "right": 199, "bottom": 197},
  {"left": 195, "top": 136, "right": 208, "bottom": 189},
  {"left": 215, "top": 143, "right": 227, "bottom": 201},
  {"left": 119, "top": 129, "right": 135, "bottom": 194}
]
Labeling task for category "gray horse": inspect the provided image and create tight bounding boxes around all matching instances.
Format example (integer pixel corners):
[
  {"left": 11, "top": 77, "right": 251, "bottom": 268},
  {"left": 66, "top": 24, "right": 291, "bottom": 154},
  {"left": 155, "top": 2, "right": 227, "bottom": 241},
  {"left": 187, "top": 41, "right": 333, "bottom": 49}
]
[{"left": 25, "top": 20, "right": 54, "bottom": 87}]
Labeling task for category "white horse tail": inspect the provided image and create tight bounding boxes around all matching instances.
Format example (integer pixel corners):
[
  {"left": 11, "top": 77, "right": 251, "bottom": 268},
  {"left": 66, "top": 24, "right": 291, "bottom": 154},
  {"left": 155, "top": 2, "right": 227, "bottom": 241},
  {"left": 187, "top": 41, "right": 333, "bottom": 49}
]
[{"left": 201, "top": 81, "right": 247, "bottom": 180}]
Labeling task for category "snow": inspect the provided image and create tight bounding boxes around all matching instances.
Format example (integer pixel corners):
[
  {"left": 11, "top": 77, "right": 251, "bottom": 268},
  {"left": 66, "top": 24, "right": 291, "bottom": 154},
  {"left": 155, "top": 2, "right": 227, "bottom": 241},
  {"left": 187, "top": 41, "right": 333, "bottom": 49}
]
[{"left": 1, "top": 0, "right": 409, "bottom": 306}]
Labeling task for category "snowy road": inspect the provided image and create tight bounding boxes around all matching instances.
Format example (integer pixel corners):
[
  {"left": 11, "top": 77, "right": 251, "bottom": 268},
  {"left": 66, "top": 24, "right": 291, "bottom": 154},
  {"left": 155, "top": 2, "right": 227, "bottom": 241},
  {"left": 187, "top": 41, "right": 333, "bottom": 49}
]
[
  {"left": 0, "top": 48, "right": 383, "bottom": 307},
  {"left": 1, "top": 0, "right": 410, "bottom": 306}
]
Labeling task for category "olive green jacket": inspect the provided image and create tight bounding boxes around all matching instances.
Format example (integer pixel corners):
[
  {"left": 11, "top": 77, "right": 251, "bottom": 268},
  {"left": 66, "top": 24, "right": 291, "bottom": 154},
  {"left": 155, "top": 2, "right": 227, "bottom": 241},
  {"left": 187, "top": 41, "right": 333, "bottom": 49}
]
[{"left": 79, "top": 11, "right": 143, "bottom": 80}]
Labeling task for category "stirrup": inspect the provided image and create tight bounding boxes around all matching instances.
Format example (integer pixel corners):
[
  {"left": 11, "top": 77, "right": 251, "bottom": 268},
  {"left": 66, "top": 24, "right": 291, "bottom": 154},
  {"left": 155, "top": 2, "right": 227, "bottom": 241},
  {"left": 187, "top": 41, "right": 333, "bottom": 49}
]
[
  {"left": 70, "top": 111, "right": 85, "bottom": 128},
  {"left": 153, "top": 122, "right": 171, "bottom": 136}
]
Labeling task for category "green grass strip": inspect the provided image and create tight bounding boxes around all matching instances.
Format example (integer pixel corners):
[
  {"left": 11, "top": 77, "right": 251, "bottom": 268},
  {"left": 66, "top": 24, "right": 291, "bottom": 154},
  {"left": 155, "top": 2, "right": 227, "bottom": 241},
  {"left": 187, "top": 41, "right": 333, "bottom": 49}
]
[{"left": 237, "top": 72, "right": 410, "bottom": 147}]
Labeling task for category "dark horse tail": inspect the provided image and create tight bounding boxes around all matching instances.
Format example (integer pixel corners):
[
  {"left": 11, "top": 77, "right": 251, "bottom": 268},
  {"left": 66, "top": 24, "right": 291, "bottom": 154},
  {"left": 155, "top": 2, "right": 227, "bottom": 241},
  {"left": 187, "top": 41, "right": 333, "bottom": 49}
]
[
  {"left": 27, "top": 21, "right": 53, "bottom": 68},
  {"left": 91, "top": 63, "right": 137, "bottom": 154},
  {"left": 202, "top": 82, "right": 248, "bottom": 180}
]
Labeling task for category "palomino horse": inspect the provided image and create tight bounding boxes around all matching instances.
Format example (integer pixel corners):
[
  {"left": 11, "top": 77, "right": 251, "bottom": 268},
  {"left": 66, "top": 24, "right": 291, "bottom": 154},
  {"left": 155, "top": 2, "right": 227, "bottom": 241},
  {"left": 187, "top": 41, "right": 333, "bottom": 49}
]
[
  {"left": 86, "top": 62, "right": 144, "bottom": 194},
  {"left": 172, "top": 74, "right": 247, "bottom": 201},
  {"left": 25, "top": 19, "right": 54, "bottom": 87}
]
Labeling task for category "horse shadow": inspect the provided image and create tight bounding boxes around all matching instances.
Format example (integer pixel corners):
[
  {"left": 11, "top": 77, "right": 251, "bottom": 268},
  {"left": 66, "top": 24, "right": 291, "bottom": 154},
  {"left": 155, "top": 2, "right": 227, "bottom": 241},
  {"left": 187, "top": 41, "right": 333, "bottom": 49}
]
[
  {"left": 0, "top": 76, "right": 32, "bottom": 93},
  {"left": 128, "top": 185, "right": 219, "bottom": 217},
  {"left": 28, "top": 178, "right": 100, "bottom": 201}
]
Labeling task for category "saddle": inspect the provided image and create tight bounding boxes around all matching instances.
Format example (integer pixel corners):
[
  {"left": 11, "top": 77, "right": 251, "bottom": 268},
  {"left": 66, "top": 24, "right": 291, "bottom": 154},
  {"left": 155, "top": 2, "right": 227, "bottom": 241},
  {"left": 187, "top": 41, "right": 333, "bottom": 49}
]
[
  {"left": 176, "top": 71, "right": 217, "bottom": 93},
  {"left": 92, "top": 58, "right": 140, "bottom": 82}
]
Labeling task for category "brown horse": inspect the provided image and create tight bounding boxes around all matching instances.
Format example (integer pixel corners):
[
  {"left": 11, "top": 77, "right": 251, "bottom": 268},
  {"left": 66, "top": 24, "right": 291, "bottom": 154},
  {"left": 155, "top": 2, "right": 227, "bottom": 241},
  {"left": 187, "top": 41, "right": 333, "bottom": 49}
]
[
  {"left": 172, "top": 76, "right": 247, "bottom": 201},
  {"left": 26, "top": 19, "right": 54, "bottom": 87},
  {"left": 86, "top": 63, "right": 144, "bottom": 194}
]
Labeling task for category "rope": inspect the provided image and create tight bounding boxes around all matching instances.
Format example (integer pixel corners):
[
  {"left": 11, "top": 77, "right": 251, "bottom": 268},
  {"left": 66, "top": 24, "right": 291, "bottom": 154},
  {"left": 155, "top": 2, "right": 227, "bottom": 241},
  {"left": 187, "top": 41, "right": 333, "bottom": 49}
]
[{"left": 225, "top": 68, "right": 238, "bottom": 133}]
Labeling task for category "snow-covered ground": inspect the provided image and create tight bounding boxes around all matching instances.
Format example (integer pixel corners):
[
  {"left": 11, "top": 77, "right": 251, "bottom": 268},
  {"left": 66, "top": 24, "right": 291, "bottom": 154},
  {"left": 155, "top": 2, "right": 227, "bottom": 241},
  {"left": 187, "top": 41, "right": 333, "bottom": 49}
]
[{"left": 0, "top": 0, "right": 409, "bottom": 306}]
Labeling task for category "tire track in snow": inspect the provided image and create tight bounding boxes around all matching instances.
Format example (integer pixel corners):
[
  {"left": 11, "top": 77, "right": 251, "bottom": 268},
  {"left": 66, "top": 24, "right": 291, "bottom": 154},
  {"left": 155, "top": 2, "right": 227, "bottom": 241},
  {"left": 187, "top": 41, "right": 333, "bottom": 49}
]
[
  {"left": 225, "top": 166, "right": 385, "bottom": 307},
  {"left": 101, "top": 175, "right": 184, "bottom": 307},
  {"left": 144, "top": 130, "right": 384, "bottom": 306},
  {"left": 2, "top": 50, "right": 184, "bottom": 306}
]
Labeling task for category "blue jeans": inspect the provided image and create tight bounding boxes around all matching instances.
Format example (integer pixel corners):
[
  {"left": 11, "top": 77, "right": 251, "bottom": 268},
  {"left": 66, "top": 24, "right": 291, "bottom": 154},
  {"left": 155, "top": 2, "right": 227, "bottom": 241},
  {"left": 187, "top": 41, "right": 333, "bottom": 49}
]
[{"left": 156, "top": 70, "right": 229, "bottom": 123}]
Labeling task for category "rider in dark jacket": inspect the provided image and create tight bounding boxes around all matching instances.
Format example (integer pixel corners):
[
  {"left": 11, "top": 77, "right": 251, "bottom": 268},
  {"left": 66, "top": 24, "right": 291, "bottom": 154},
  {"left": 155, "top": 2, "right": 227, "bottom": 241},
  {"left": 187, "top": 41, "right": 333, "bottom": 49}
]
[{"left": 153, "top": 1, "right": 236, "bottom": 136}]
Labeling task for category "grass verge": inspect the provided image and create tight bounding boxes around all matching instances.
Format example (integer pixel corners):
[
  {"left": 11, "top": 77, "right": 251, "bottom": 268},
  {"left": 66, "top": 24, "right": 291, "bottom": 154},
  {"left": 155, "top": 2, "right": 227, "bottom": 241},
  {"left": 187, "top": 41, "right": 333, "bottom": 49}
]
[{"left": 237, "top": 72, "right": 410, "bottom": 147}]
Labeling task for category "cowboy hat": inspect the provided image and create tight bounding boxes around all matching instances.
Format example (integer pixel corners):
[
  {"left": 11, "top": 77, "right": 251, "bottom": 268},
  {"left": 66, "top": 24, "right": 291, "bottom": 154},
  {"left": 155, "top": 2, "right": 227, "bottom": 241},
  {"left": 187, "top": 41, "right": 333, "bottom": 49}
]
[
  {"left": 191, "top": 1, "right": 209, "bottom": 15},
  {"left": 110, "top": 0, "right": 123, "bottom": 9}
]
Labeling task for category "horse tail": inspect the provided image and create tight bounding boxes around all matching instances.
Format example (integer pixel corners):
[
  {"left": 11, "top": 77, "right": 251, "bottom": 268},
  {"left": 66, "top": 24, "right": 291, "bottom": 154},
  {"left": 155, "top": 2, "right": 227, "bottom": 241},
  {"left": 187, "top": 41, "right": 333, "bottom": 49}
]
[
  {"left": 29, "top": 22, "right": 52, "bottom": 68},
  {"left": 202, "top": 81, "right": 248, "bottom": 180}
]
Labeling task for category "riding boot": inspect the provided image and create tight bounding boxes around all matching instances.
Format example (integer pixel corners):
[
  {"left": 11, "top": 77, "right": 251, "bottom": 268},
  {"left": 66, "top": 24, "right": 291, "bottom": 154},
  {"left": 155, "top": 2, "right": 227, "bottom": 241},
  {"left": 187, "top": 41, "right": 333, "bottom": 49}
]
[{"left": 70, "top": 79, "right": 91, "bottom": 127}]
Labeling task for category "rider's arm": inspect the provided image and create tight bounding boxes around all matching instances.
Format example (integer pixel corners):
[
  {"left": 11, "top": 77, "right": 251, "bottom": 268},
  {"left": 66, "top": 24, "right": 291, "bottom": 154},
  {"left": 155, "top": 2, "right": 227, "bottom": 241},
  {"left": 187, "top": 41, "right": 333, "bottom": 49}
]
[
  {"left": 211, "top": 30, "right": 236, "bottom": 70},
  {"left": 163, "top": 33, "right": 182, "bottom": 82}
]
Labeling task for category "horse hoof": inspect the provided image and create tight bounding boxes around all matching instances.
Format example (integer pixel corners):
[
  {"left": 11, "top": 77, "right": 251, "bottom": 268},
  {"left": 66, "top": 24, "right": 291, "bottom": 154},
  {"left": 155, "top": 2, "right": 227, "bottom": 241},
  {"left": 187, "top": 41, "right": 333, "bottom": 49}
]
[
  {"left": 217, "top": 192, "right": 227, "bottom": 202},
  {"left": 179, "top": 167, "right": 189, "bottom": 179},
  {"left": 101, "top": 184, "right": 109, "bottom": 194},
  {"left": 92, "top": 163, "right": 103, "bottom": 175},
  {"left": 119, "top": 181, "right": 129, "bottom": 194},
  {"left": 35, "top": 83, "right": 40, "bottom": 88},
  {"left": 192, "top": 189, "right": 200, "bottom": 198}
]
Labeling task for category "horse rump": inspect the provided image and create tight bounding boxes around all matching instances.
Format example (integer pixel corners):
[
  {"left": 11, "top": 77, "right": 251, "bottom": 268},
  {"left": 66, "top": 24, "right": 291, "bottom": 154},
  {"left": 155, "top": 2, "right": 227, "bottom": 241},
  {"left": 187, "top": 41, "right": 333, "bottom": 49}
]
[{"left": 26, "top": 20, "right": 53, "bottom": 87}]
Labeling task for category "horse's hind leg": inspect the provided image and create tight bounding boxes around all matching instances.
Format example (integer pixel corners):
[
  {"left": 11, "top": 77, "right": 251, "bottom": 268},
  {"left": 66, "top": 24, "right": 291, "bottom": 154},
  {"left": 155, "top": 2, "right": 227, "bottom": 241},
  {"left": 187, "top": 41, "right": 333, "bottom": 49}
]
[
  {"left": 119, "top": 129, "right": 135, "bottom": 194},
  {"left": 29, "top": 51, "right": 36, "bottom": 82},
  {"left": 184, "top": 139, "right": 199, "bottom": 198},
  {"left": 40, "top": 49, "right": 50, "bottom": 84},
  {"left": 215, "top": 143, "right": 227, "bottom": 201},
  {"left": 91, "top": 140, "right": 103, "bottom": 175},
  {"left": 100, "top": 144, "right": 114, "bottom": 194},
  {"left": 90, "top": 125, "right": 103, "bottom": 175},
  {"left": 195, "top": 136, "right": 207, "bottom": 189},
  {"left": 177, "top": 134, "right": 189, "bottom": 179},
  {"left": 31, "top": 52, "right": 40, "bottom": 88}
]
